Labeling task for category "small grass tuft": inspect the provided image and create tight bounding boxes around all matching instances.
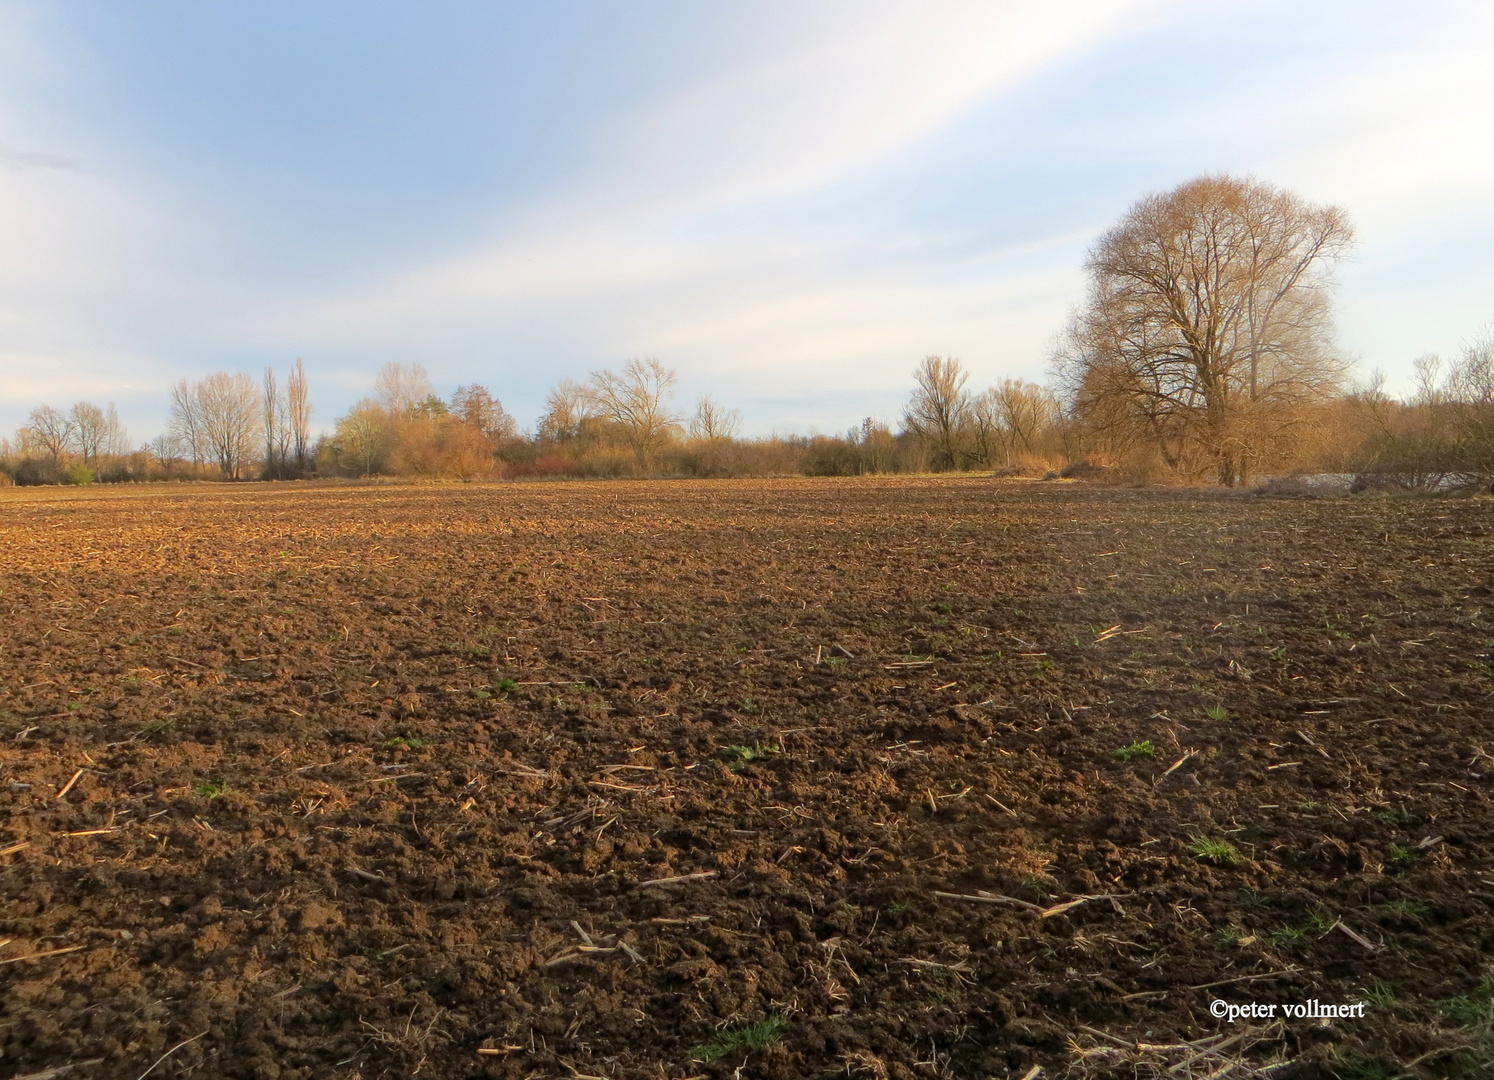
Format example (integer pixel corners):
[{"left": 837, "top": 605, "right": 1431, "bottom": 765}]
[
  {"left": 1442, "top": 977, "right": 1494, "bottom": 1025},
  {"left": 384, "top": 734, "right": 429, "bottom": 750},
  {"left": 1187, "top": 835, "right": 1242, "bottom": 866},
  {"left": 737, "top": 697, "right": 760, "bottom": 715},
  {"left": 194, "top": 780, "right": 228, "bottom": 799},
  {"left": 689, "top": 1016, "right": 788, "bottom": 1063},
  {"left": 1109, "top": 739, "right": 1156, "bottom": 762},
  {"left": 1386, "top": 844, "right": 1416, "bottom": 868},
  {"left": 492, "top": 677, "right": 518, "bottom": 694},
  {"left": 1360, "top": 981, "right": 1395, "bottom": 1007},
  {"left": 1204, "top": 705, "right": 1229, "bottom": 721},
  {"left": 1304, "top": 908, "right": 1336, "bottom": 934},
  {"left": 722, "top": 742, "right": 779, "bottom": 771},
  {"left": 1269, "top": 925, "right": 1307, "bottom": 947},
  {"left": 1384, "top": 899, "right": 1429, "bottom": 918}
]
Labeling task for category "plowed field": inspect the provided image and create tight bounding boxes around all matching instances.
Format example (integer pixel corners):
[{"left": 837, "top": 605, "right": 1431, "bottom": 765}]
[{"left": 1, "top": 478, "right": 1492, "bottom": 1080}]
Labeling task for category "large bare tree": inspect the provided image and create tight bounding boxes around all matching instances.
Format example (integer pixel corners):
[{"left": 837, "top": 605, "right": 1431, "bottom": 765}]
[
  {"left": 68, "top": 402, "right": 128, "bottom": 464},
  {"left": 1055, "top": 175, "right": 1353, "bottom": 485},
  {"left": 902, "top": 355, "right": 970, "bottom": 470},
  {"left": 588, "top": 358, "right": 681, "bottom": 467},
  {"left": 195, "top": 372, "right": 262, "bottom": 478},
  {"left": 169, "top": 380, "right": 206, "bottom": 468},
  {"left": 27, "top": 405, "right": 73, "bottom": 461}
]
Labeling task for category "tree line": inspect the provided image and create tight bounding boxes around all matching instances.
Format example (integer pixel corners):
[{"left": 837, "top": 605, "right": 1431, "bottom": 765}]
[{"left": 3, "top": 174, "right": 1490, "bottom": 489}]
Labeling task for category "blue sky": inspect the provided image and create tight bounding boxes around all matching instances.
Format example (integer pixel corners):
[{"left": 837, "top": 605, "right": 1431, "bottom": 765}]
[{"left": 2, "top": 0, "right": 1493, "bottom": 441}]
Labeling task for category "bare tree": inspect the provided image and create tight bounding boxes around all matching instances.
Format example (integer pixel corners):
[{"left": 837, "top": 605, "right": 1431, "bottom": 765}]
[
  {"left": 263, "top": 367, "right": 278, "bottom": 467},
  {"left": 196, "top": 371, "right": 262, "bottom": 478},
  {"left": 688, "top": 395, "right": 740, "bottom": 442},
  {"left": 536, "top": 379, "right": 596, "bottom": 445},
  {"left": 902, "top": 355, "right": 970, "bottom": 470},
  {"left": 262, "top": 366, "right": 290, "bottom": 478},
  {"left": 588, "top": 358, "right": 681, "bottom": 467},
  {"left": 1055, "top": 175, "right": 1353, "bottom": 485},
  {"left": 27, "top": 405, "right": 73, "bottom": 461},
  {"left": 374, "top": 362, "right": 433, "bottom": 418},
  {"left": 70, "top": 402, "right": 108, "bottom": 463},
  {"left": 102, "top": 404, "right": 128, "bottom": 457},
  {"left": 286, "top": 358, "right": 313, "bottom": 472},
  {"left": 169, "top": 380, "right": 205, "bottom": 468},
  {"left": 148, "top": 433, "right": 183, "bottom": 472}
]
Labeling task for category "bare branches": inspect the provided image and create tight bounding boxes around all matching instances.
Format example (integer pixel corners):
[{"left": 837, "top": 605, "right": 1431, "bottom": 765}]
[
  {"left": 26, "top": 405, "right": 73, "bottom": 462},
  {"left": 262, "top": 366, "right": 294, "bottom": 479},
  {"left": 374, "top": 362, "right": 434, "bottom": 418},
  {"left": 195, "top": 372, "right": 262, "bottom": 479},
  {"left": 588, "top": 358, "right": 681, "bottom": 468},
  {"left": 689, "top": 394, "right": 740, "bottom": 443},
  {"left": 68, "top": 402, "right": 126, "bottom": 463},
  {"left": 169, "top": 380, "right": 204, "bottom": 467},
  {"left": 287, "top": 358, "right": 313, "bottom": 472},
  {"left": 1056, "top": 175, "right": 1353, "bottom": 485},
  {"left": 902, "top": 356, "right": 970, "bottom": 470}
]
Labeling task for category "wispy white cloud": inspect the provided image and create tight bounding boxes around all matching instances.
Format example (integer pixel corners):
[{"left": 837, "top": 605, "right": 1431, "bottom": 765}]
[
  {"left": 588, "top": 0, "right": 1163, "bottom": 209},
  {"left": 251, "top": 0, "right": 1165, "bottom": 427}
]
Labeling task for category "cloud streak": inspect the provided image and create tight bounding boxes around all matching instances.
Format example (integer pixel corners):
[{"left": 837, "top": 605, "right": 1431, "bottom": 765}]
[{"left": 0, "top": 143, "right": 78, "bottom": 171}]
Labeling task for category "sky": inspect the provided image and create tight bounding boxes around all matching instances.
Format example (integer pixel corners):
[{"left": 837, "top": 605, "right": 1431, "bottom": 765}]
[{"left": 2, "top": 0, "right": 1493, "bottom": 442}]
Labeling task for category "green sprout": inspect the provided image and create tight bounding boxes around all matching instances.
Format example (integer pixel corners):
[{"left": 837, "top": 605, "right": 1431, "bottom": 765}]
[{"left": 1109, "top": 740, "right": 1156, "bottom": 762}]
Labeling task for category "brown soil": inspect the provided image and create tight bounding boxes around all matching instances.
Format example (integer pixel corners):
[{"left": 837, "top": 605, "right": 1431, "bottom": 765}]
[{"left": 1, "top": 478, "right": 1492, "bottom": 1080}]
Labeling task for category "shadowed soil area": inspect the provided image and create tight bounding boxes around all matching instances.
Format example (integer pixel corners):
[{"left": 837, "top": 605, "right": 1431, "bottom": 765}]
[{"left": 1, "top": 478, "right": 1492, "bottom": 1079}]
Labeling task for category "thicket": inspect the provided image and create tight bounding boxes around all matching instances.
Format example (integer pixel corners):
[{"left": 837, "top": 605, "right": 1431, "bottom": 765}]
[{"left": 5, "top": 347, "right": 1491, "bottom": 490}]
